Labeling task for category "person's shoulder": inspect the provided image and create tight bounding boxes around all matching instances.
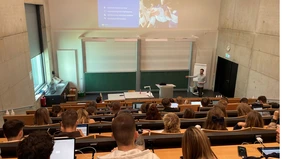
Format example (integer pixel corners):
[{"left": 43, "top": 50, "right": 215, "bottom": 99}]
[{"left": 142, "top": 150, "right": 160, "bottom": 159}]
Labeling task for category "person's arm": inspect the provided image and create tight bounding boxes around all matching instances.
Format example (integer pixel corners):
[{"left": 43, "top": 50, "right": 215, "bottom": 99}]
[
  {"left": 185, "top": 75, "right": 197, "bottom": 78},
  {"left": 268, "top": 111, "right": 279, "bottom": 128}
]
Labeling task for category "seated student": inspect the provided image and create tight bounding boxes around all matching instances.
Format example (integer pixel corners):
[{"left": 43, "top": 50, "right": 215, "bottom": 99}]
[
  {"left": 240, "top": 97, "right": 249, "bottom": 104},
  {"left": 162, "top": 98, "right": 180, "bottom": 112},
  {"left": 86, "top": 106, "right": 97, "bottom": 116},
  {"left": 268, "top": 110, "right": 279, "bottom": 129},
  {"left": 96, "top": 96, "right": 102, "bottom": 103},
  {"left": 204, "top": 107, "right": 227, "bottom": 130},
  {"left": 169, "top": 98, "right": 175, "bottom": 103},
  {"left": 17, "top": 131, "right": 54, "bottom": 159},
  {"left": 233, "top": 110, "right": 264, "bottom": 130},
  {"left": 77, "top": 108, "right": 95, "bottom": 124},
  {"left": 214, "top": 104, "right": 227, "bottom": 117},
  {"left": 145, "top": 104, "right": 162, "bottom": 120},
  {"left": 163, "top": 113, "right": 181, "bottom": 133},
  {"left": 176, "top": 96, "right": 184, "bottom": 105},
  {"left": 183, "top": 108, "right": 195, "bottom": 119},
  {"left": 201, "top": 97, "right": 211, "bottom": 107},
  {"left": 182, "top": 127, "right": 218, "bottom": 159},
  {"left": 110, "top": 102, "right": 121, "bottom": 118},
  {"left": 220, "top": 97, "right": 228, "bottom": 103},
  {"left": 34, "top": 107, "right": 52, "bottom": 125},
  {"left": 97, "top": 113, "right": 160, "bottom": 159},
  {"left": 2, "top": 119, "right": 24, "bottom": 142},
  {"left": 50, "top": 105, "right": 63, "bottom": 117},
  {"left": 236, "top": 103, "right": 252, "bottom": 117},
  {"left": 140, "top": 103, "right": 150, "bottom": 113},
  {"left": 54, "top": 109, "right": 83, "bottom": 138},
  {"left": 257, "top": 95, "right": 267, "bottom": 104}
]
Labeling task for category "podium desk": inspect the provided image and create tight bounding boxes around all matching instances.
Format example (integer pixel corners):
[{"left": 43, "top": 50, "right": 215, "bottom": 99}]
[
  {"left": 156, "top": 84, "right": 176, "bottom": 98},
  {"left": 123, "top": 92, "right": 154, "bottom": 99},
  {"left": 107, "top": 93, "right": 125, "bottom": 100}
]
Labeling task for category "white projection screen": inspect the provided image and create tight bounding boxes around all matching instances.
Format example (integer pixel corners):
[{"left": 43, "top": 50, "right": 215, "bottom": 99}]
[
  {"left": 85, "top": 40, "right": 137, "bottom": 72},
  {"left": 141, "top": 40, "right": 191, "bottom": 71}
]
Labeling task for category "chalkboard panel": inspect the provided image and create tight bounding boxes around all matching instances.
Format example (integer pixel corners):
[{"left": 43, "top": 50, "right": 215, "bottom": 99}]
[
  {"left": 85, "top": 72, "right": 136, "bottom": 92},
  {"left": 140, "top": 70, "right": 189, "bottom": 89}
]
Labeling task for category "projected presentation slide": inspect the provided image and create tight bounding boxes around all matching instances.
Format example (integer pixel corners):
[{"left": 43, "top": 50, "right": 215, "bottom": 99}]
[{"left": 98, "top": 0, "right": 178, "bottom": 28}]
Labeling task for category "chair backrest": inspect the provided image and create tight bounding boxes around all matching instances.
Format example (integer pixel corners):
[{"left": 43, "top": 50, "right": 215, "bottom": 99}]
[
  {"left": 198, "top": 107, "right": 212, "bottom": 112},
  {"left": 26, "top": 110, "right": 36, "bottom": 115},
  {"left": 3, "top": 115, "right": 34, "bottom": 125},
  {"left": 201, "top": 129, "right": 229, "bottom": 133},
  {"left": 150, "top": 131, "right": 182, "bottom": 136},
  {"left": 138, "top": 119, "right": 163, "bottom": 122},
  {"left": 250, "top": 127, "right": 275, "bottom": 131},
  {"left": 226, "top": 103, "right": 239, "bottom": 110},
  {"left": 179, "top": 104, "right": 200, "bottom": 112},
  {"left": 76, "top": 135, "right": 95, "bottom": 140},
  {"left": 96, "top": 103, "right": 108, "bottom": 109},
  {"left": 25, "top": 123, "right": 60, "bottom": 128},
  {"left": 227, "top": 98, "right": 241, "bottom": 103}
]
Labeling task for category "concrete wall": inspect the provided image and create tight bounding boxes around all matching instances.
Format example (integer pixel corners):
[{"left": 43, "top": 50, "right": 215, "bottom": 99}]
[
  {"left": 217, "top": 0, "right": 279, "bottom": 99},
  {"left": 48, "top": 0, "right": 221, "bottom": 91},
  {"left": 0, "top": 0, "right": 53, "bottom": 111}
]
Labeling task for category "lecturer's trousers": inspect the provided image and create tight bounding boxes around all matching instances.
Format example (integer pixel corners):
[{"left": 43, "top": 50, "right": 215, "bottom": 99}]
[{"left": 197, "top": 87, "right": 203, "bottom": 97}]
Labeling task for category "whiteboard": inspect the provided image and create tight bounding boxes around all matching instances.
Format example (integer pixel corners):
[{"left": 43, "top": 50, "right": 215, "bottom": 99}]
[
  {"left": 193, "top": 63, "right": 207, "bottom": 81},
  {"left": 141, "top": 40, "right": 191, "bottom": 71},
  {"left": 85, "top": 40, "right": 137, "bottom": 72},
  {"left": 57, "top": 49, "right": 79, "bottom": 88}
]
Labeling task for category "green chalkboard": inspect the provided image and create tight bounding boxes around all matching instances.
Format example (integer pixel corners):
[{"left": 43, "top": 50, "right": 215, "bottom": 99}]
[
  {"left": 85, "top": 72, "right": 136, "bottom": 92},
  {"left": 140, "top": 70, "right": 189, "bottom": 89}
]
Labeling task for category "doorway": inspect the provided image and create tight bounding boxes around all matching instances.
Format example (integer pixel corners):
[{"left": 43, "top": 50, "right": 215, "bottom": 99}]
[{"left": 214, "top": 57, "right": 238, "bottom": 97}]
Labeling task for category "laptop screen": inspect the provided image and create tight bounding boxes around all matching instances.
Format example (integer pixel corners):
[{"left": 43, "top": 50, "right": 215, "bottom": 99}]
[
  {"left": 170, "top": 103, "right": 178, "bottom": 108},
  {"left": 77, "top": 124, "right": 88, "bottom": 136},
  {"left": 191, "top": 101, "right": 201, "bottom": 106},
  {"left": 50, "top": 138, "right": 75, "bottom": 159}
]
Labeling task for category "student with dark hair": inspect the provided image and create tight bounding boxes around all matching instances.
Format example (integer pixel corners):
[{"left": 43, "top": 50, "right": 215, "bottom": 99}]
[
  {"left": 34, "top": 107, "right": 52, "bottom": 125},
  {"left": 50, "top": 105, "right": 63, "bottom": 117},
  {"left": 183, "top": 108, "right": 195, "bottom": 119},
  {"left": 201, "top": 97, "right": 210, "bottom": 107},
  {"left": 54, "top": 109, "right": 83, "bottom": 138},
  {"left": 236, "top": 103, "right": 252, "bottom": 117},
  {"left": 182, "top": 127, "right": 217, "bottom": 159},
  {"left": 140, "top": 103, "right": 150, "bottom": 113},
  {"left": 96, "top": 96, "right": 102, "bottom": 103},
  {"left": 233, "top": 111, "right": 264, "bottom": 130},
  {"left": 2, "top": 119, "right": 24, "bottom": 142},
  {"left": 145, "top": 104, "right": 162, "bottom": 120},
  {"left": 240, "top": 98, "right": 249, "bottom": 104},
  {"left": 86, "top": 106, "right": 97, "bottom": 116},
  {"left": 176, "top": 96, "right": 184, "bottom": 105},
  {"left": 111, "top": 102, "right": 121, "bottom": 118},
  {"left": 169, "top": 98, "right": 175, "bottom": 103},
  {"left": 97, "top": 113, "right": 159, "bottom": 159},
  {"left": 17, "top": 131, "right": 54, "bottom": 159},
  {"left": 204, "top": 107, "right": 227, "bottom": 130},
  {"left": 162, "top": 98, "right": 179, "bottom": 112},
  {"left": 220, "top": 97, "right": 228, "bottom": 103},
  {"left": 214, "top": 104, "right": 227, "bottom": 117},
  {"left": 257, "top": 96, "right": 267, "bottom": 104}
]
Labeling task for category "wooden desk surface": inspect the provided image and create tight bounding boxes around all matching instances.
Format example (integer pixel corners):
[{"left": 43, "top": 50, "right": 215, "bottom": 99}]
[{"left": 3, "top": 143, "right": 279, "bottom": 159}]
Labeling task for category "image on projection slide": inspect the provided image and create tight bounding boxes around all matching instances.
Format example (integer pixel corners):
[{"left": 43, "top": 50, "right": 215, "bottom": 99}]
[{"left": 98, "top": 0, "right": 178, "bottom": 28}]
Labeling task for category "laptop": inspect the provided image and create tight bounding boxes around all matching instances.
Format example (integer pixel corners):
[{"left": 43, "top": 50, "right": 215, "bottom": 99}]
[
  {"left": 170, "top": 103, "right": 178, "bottom": 108},
  {"left": 257, "top": 147, "right": 280, "bottom": 158},
  {"left": 77, "top": 124, "right": 89, "bottom": 136},
  {"left": 191, "top": 101, "right": 201, "bottom": 106},
  {"left": 50, "top": 138, "right": 75, "bottom": 159}
]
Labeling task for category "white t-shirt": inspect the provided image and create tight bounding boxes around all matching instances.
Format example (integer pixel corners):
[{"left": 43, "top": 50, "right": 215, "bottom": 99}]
[{"left": 97, "top": 149, "right": 160, "bottom": 159}]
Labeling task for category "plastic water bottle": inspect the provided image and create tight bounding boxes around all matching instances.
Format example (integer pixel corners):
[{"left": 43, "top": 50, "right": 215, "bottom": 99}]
[
  {"left": 11, "top": 109, "right": 15, "bottom": 115},
  {"left": 5, "top": 110, "right": 10, "bottom": 115},
  {"left": 135, "top": 130, "right": 145, "bottom": 150}
]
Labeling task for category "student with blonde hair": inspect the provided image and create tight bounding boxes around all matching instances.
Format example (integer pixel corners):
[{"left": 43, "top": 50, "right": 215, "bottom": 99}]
[
  {"left": 236, "top": 103, "right": 252, "bottom": 117},
  {"left": 176, "top": 96, "right": 184, "bottom": 105},
  {"left": 163, "top": 113, "right": 181, "bottom": 133},
  {"left": 77, "top": 108, "right": 95, "bottom": 124},
  {"left": 233, "top": 110, "right": 264, "bottom": 130},
  {"left": 34, "top": 107, "right": 52, "bottom": 125},
  {"left": 182, "top": 127, "right": 217, "bottom": 159}
]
